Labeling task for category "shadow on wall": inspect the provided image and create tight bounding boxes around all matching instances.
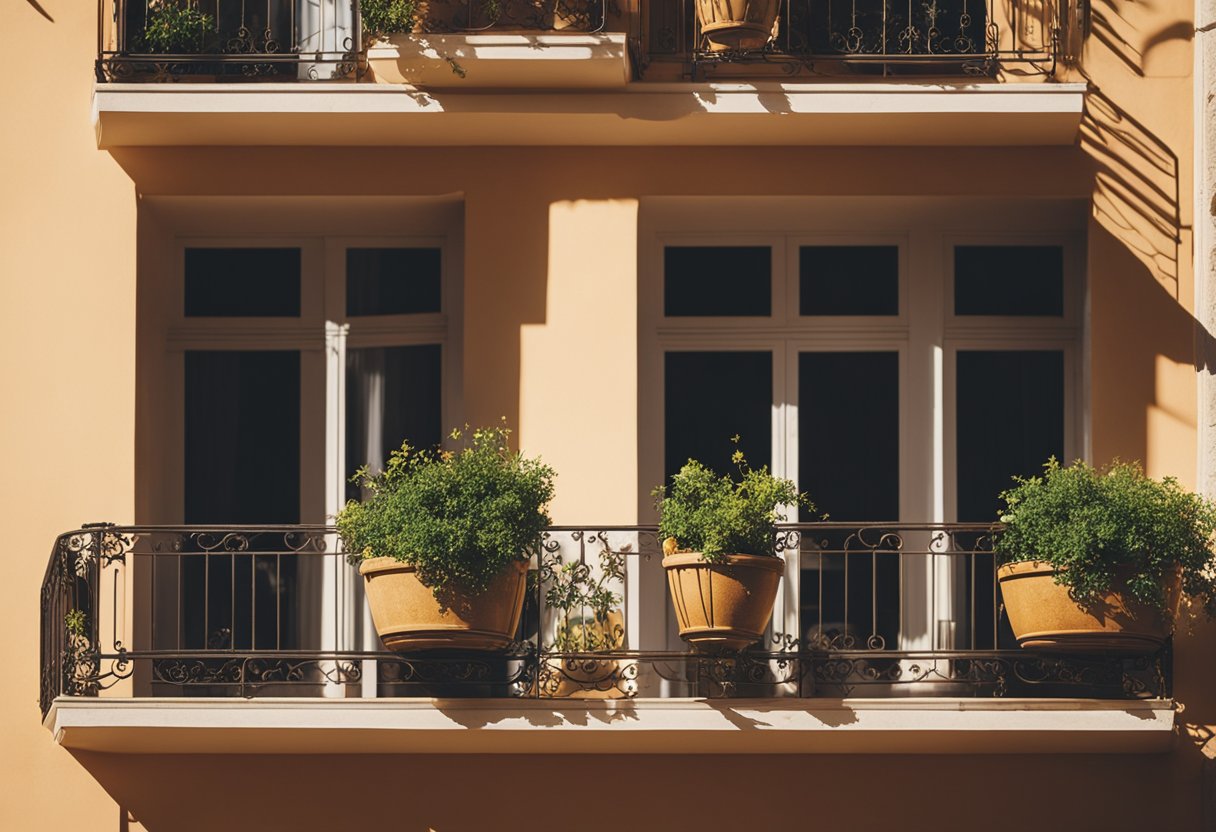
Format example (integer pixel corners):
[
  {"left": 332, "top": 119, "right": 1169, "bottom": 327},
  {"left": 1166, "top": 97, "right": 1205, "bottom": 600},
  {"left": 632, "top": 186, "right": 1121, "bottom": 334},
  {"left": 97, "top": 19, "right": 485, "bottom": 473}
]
[
  {"left": 1081, "top": 84, "right": 1182, "bottom": 299},
  {"left": 25, "top": 0, "right": 53, "bottom": 22},
  {"left": 73, "top": 750, "right": 1198, "bottom": 831}
]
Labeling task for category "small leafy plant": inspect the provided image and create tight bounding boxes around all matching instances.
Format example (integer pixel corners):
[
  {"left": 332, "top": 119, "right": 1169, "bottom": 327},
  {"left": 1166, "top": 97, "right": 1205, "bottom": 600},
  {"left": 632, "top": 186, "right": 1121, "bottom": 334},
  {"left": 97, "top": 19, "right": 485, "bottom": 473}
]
[
  {"left": 337, "top": 423, "right": 555, "bottom": 598},
  {"left": 138, "top": 1, "right": 214, "bottom": 54},
  {"left": 654, "top": 438, "right": 812, "bottom": 563},
  {"left": 360, "top": 0, "right": 420, "bottom": 38},
  {"left": 995, "top": 458, "right": 1216, "bottom": 616},
  {"left": 542, "top": 544, "right": 626, "bottom": 652}
]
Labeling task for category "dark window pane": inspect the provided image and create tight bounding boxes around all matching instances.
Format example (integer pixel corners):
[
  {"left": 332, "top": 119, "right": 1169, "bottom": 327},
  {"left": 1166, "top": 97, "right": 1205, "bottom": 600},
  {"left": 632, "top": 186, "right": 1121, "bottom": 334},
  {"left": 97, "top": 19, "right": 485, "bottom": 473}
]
[
  {"left": 664, "top": 247, "right": 771, "bottom": 317},
  {"left": 799, "top": 352, "right": 900, "bottom": 655},
  {"left": 800, "top": 246, "right": 899, "bottom": 316},
  {"left": 799, "top": 352, "right": 899, "bottom": 521},
  {"left": 664, "top": 352, "right": 771, "bottom": 481},
  {"left": 346, "top": 345, "right": 443, "bottom": 503},
  {"left": 184, "top": 248, "right": 301, "bottom": 317},
  {"left": 956, "top": 350, "right": 1063, "bottom": 522},
  {"left": 347, "top": 248, "right": 442, "bottom": 316},
  {"left": 954, "top": 246, "right": 1064, "bottom": 316},
  {"left": 182, "top": 351, "right": 301, "bottom": 658},
  {"left": 185, "top": 351, "right": 300, "bottom": 524},
  {"left": 957, "top": 350, "right": 1063, "bottom": 651}
]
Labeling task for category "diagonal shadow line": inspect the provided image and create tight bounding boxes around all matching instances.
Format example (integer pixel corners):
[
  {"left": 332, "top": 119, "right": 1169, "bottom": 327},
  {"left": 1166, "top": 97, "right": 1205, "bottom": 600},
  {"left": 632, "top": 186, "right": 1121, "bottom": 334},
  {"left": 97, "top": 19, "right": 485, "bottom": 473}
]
[{"left": 26, "top": 0, "right": 54, "bottom": 21}]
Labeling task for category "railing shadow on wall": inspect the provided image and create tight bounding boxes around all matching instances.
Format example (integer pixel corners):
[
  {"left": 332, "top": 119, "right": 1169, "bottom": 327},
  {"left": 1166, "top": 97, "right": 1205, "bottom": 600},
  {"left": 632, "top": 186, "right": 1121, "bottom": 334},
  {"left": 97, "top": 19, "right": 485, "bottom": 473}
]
[{"left": 41, "top": 522, "right": 1170, "bottom": 716}]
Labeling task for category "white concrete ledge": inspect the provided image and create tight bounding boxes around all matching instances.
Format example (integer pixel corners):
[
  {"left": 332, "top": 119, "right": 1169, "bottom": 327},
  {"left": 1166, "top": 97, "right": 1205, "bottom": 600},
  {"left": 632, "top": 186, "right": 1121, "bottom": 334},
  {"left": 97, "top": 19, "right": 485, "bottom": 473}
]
[
  {"left": 92, "top": 81, "right": 1087, "bottom": 147},
  {"left": 366, "top": 33, "right": 631, "bottom": 88},
  {"left": 47, "top": 696, "right": 1175, "bottom": 755}
]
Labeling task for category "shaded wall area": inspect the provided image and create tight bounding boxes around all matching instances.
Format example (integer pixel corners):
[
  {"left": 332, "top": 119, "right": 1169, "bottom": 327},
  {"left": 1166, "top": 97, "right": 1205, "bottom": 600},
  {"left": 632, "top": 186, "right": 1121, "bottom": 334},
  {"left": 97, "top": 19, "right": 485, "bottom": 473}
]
[{"left": 75, "top": 750, "right": 1202, "bottom": 831}]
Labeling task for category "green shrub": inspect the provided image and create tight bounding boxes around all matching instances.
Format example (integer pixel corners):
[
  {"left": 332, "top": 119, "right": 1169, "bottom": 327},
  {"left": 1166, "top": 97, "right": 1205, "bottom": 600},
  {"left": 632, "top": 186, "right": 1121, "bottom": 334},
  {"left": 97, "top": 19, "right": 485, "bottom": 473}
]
[
  {"left": 654, "top": 439, "right": 812, "bottom": 563},
  {"left": 337, "top": 424, "right": 555, "bottom": 598},
  {"left": 138, "top": 1, "right": 213, "bottom": 54},
  {"left": 360, "top": 0, "right": 419, "bottom": 38},
  {"left": 995, "top": 458, "right": 1216, "bottom": 616}
]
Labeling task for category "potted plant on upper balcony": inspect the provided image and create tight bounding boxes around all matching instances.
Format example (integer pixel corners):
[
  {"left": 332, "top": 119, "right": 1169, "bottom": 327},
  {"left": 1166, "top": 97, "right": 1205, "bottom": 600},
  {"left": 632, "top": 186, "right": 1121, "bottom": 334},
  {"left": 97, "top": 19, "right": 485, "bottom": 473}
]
[
  {"left": 654, "top": 438, "right": 812, "bottom": 652},
  {"left": 338, "top": 423, "right": 555, "bottom": 653},
  {"left": 995, "top": 458, "right": 1216, "bottom": 654},
  {"left": 695, "top": 0, "right": 781, "bottom": 52}
]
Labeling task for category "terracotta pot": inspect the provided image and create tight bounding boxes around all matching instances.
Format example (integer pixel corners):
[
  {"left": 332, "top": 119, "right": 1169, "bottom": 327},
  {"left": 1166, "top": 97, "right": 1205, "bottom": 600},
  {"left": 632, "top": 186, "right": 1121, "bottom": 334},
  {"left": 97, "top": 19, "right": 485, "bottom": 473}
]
[
  {"left": 663, "top": 552, "right": 783, "bottom": 651},
  {"left": 998, "top": 561, "right": 1181, "bottom": 654},
  {"left": 694, "top": 0, "right": 781, "bottom": 52},
  {"left": 359, "top": 557, "right": 528, "bottom": 652}
]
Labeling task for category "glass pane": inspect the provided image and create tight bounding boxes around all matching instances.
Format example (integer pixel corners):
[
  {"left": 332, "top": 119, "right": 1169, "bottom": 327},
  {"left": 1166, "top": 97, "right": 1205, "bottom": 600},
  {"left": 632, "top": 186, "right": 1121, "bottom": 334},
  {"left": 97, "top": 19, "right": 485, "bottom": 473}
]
[
  {"left": 346, "top": 345, "right": 443, "bottom": 503},
  {"left": 800, "top": 246, "right": 899, "bottom": 316},
  {"left": 664, "top": 351, "right": 771, "bottom": 480},
  {"left": 182, "top": 350, "right": 300, "bottom": 656},
  {"left": 798, "top": 352, "right": 900, "bottom": 654},
  {"left": 954, "top": 246, "right": 1064, "bottom": 316},
  {"left": 956, "top": 350, "right": 1063, "bottom": 650},
  {"left": 184, "top": 248, "right": 301, "bottom": 317},
  {"left": 956, "top": 350, "right": 1064, "bottom": 522},
  {"left": 664, "top": 247, "right": 771, "bottom": 317},
  {"left": 346, "top": 248, "right": 442, "bottom": 316}
]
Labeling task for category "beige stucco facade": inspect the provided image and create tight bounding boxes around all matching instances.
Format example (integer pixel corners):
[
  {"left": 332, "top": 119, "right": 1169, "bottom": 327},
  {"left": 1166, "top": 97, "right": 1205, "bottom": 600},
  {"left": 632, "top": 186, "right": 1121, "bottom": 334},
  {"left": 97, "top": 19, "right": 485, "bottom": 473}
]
[{"left": 7, "top": 0, "right": 1216, "bottom": 828}]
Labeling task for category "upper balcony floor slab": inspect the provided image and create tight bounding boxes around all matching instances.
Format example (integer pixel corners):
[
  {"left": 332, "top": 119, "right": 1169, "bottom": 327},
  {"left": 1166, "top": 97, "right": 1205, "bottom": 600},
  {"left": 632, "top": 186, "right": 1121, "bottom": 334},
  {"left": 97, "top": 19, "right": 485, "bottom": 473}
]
[{"left": 92, "top": 81, "right": 1088, "bottom": 148}]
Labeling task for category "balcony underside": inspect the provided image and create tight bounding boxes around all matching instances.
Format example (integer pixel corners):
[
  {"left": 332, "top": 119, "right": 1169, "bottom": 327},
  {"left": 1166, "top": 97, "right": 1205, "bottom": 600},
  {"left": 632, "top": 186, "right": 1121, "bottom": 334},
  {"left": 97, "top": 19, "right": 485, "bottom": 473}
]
[
  {"left": 92, "top": 82, "right": 1087, "bottom": 147},
  {"left": 47, "top": 697, "right": 1176, "bottom": 755}
]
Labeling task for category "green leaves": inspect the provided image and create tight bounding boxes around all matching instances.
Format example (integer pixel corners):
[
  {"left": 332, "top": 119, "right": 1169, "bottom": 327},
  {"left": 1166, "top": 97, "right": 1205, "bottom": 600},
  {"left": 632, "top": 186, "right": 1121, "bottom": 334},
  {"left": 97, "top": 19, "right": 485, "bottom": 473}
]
[
  {"left": 654, "top": 442, "right": 811, "bottom": 562},
  {"left": 336, "top": 425, "right": 555, "bottom": 597},
  {"left": 995, "top": 458, "right": 1216, "bottom": 616},
  {"left": 138, "top": 2, "right": 214, "bottom": 54}
]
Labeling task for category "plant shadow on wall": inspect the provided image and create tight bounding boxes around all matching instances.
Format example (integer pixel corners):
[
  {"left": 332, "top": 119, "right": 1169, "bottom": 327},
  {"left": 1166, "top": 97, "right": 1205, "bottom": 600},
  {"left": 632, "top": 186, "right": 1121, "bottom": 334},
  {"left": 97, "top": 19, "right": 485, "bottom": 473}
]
[{"left": 24, "top": 0, "right": 53, "bottom": 22}]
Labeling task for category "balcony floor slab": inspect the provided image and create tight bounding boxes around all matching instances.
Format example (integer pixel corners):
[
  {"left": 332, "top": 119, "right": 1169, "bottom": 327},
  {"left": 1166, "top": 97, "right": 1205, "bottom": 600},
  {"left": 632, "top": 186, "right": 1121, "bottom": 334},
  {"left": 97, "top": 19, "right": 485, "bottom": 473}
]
[{"left": 47, "top": 696, "right": 1174, "bottom": 755}]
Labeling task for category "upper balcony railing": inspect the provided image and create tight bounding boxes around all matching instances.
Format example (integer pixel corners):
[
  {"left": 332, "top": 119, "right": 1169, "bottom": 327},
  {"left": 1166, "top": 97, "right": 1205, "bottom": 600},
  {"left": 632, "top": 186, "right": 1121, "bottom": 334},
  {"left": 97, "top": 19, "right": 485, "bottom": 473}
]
[
  {"left": 41, "top": 522, "right": 1168, "bottom": 718},
  {"left": 96, "top": 0, "right": 1063, "bottom": 83}
]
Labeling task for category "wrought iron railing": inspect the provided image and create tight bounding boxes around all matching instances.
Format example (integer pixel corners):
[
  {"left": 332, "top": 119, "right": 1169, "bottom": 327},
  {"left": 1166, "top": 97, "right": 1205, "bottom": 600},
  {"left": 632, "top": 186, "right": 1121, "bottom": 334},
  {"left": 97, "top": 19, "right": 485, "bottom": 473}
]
[
  {"left": 95, "top": 0, "right": 620, "bottom": 81},
  {"left": 643, "top": 0, "right": 1062, "bottom": 76},
  {"left": 40, "top": 523, "right": 1167, "bottom": 718}
]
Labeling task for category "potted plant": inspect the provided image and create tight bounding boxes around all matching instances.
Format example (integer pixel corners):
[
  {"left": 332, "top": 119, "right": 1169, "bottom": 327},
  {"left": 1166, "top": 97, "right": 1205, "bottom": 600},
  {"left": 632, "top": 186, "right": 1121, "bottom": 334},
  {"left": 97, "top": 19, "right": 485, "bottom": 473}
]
[
  {"left": 694, "top": 0, "right": 781, "bottom": 52},
  {"left": 995, "top": 458, "right": 1216, "bottom": 653},
  {"left": 654, "top": 439, "right": 811, "bottom": 652},
  {"left": 538, "top": 542, "right": 632, "bottom": 698},
  {"left": 338, "top": 423, "right": 555, "bottom": 653}
]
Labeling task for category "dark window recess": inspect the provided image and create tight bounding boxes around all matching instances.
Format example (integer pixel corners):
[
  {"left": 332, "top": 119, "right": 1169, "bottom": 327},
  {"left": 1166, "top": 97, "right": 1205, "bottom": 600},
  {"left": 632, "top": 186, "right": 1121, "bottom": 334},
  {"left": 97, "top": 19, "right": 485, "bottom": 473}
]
[
  {"left": 957, "top": 350, "right": 1063, "bottom": 650},
  {"left": 347, "top": 248, "right": 442, "bottom": 316},
  {"left": 184, "top": 248, "right": 301, "bottom": 317},
  {"left": 954, "top": 246, "right": 1065, "bottom": 316},
  {"left": 664, "top": 352, "right": 772, "bottom": 481},
  {"left": 798, "top": 352, "right": 900, "bottom": 658},
  {"left": 799, "top": 352, "right": 900, "bottom": 522},
  {"left": 346, "top": 345, "right": 443, "bottom": 503},
  {"left": 664, "top": 246, "right": 772, "bottom": 317},
  {"left": 800, "top": 246, "right": 899, "bottom": 316},
  {"left": 181, "top": 350, "right": 301, "bottom": 657}
]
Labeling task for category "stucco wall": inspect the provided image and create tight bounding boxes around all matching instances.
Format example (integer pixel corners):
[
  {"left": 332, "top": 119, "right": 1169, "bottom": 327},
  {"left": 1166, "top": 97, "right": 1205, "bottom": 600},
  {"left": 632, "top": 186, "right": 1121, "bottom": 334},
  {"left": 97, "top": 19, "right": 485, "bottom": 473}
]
[{"left": 6, "top": 0, "right": 1216, "bottom": 829}]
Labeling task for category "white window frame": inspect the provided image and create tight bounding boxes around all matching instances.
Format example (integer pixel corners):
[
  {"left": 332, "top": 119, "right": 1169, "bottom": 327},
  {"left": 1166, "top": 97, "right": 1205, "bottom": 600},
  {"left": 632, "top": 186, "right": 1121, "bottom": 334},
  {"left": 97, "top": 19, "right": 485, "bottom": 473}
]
[{"left": 638, "top": 196, "right": 1087, "bottom": 657}]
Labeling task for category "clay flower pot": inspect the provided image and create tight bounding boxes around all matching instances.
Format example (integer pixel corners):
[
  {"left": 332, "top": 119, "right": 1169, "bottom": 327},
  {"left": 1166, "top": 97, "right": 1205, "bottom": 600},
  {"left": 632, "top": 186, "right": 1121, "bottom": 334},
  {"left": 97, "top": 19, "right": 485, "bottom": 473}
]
[
  {"left": 663, "top": 552, "right": 783, "bottom": 651},
  {"left": 694, "top": 0, "right": 781, "bottom": 52},
  {"left": 998, "top": 561, "right": 1182, "bottom": 654},
  {"left": 359, "top": 557, "right": 528, "bottom": 652}
]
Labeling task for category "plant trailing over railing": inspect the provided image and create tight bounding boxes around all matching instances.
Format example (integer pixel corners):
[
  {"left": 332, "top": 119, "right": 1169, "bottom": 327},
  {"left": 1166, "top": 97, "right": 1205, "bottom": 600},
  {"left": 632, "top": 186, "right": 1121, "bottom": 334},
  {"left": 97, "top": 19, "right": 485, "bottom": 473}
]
[
  {"left": 654, "top": 437, "right": 813, "bottom": 563},
  {"left": 542, "top": 543, "right": 626, "bottom": 652},
  {"left": 360, "top": 0, "right": 420, "bottom": 38},
  {"left": 137, "top": 0, "right": 215, "bottom": 54},
  {"left": 995, "top": 458, "right": 1216, "bottom": 616},
  {"left": 337, "top": 422, "right": 556, "bottom": 596}
]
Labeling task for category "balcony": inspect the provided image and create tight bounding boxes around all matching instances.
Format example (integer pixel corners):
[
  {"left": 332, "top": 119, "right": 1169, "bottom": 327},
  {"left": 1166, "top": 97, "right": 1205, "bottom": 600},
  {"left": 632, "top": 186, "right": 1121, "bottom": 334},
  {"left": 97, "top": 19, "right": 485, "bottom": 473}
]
[
  {"left": 41, "top": 523, "right": 1175, "bottom": 754},
  {"left": 96, "top": 0, "right": 1063, "bottom": 84}
]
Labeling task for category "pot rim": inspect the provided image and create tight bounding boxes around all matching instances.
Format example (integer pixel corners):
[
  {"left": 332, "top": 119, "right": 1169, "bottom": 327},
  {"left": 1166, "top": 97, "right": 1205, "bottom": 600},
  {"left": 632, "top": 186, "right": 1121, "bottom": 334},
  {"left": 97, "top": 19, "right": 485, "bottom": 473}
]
[
  {"left": 662, "top": 552, "right": 785, "bottom": 573},
  {"left": 358, "top": 555, "right": 529, "bottom": 577}
]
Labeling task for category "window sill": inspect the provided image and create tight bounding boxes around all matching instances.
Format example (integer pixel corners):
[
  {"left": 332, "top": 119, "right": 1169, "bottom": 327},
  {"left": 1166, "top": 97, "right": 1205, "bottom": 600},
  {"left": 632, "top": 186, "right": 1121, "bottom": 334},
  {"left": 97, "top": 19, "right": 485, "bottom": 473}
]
[{"left": 46, "top": 696, "right": 1175, "bottom": 755}]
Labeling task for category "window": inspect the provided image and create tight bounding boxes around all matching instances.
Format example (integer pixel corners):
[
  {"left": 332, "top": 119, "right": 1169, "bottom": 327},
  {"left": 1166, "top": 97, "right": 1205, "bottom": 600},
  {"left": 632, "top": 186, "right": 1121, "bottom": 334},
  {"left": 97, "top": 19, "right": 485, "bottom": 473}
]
[
  {"left": 146, "top": 209, "right": 461, "bottom": 683},
  {"left": 642, "top": 203, "right": 1083, "bottom": 656}
]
